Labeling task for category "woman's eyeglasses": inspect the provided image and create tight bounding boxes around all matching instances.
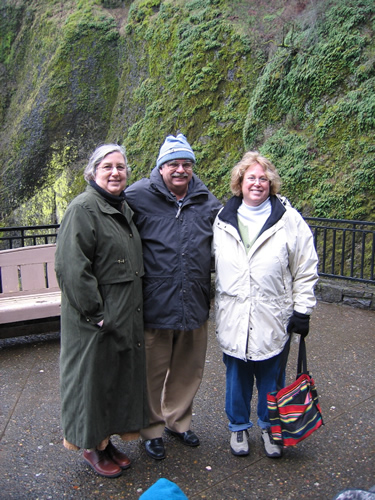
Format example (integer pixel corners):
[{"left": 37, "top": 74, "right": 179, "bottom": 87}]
[{"left": 98, "top": 165, "right": 127, "bottom": 173}]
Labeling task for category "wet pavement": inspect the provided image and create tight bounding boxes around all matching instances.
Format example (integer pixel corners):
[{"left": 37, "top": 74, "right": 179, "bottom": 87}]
[{"left": 0, "top": 301, "right": 374, "bottom": 499}]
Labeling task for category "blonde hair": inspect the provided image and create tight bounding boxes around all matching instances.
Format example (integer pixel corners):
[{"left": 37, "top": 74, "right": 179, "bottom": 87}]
[{"left": 230, "top": 151, "right": 281, "bottom": 197}]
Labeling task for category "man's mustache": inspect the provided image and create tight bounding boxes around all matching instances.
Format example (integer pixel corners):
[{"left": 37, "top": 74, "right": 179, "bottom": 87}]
[{"left": 171, "top": 173, "right": 189, "bottom": 178}]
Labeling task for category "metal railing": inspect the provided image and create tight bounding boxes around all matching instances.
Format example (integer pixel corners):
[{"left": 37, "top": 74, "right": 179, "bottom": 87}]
[
  {"left": 304, "top": 217, "right": 375, "bottom": 284},
  {"left": 0, "top": 225, "right": 59, "bottom": 249},
  {"left": 1, "top": 219, "right": 374, "bottom": 284}
]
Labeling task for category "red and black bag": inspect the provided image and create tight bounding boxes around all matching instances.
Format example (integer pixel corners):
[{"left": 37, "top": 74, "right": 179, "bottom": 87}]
[{"left": 267, "top": 337, "right": 324, "bottom": 447}]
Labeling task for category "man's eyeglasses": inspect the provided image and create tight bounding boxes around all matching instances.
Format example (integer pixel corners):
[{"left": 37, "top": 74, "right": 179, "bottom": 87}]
[
  {"left": 98, "top": 165, "right": 127, "bottom": 173},
  {"left": 164, "top": 161, "right": 194, "bottom": 171}
]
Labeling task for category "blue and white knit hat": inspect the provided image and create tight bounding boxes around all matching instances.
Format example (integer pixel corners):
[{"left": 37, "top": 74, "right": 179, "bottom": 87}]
[{"left": 156, "top": 134, "right": 196, "bottom": 169}]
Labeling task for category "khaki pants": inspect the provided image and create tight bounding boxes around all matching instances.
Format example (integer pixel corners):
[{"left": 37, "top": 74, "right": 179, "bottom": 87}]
[{"left": 141, "top": 322, "right": 208, "bottom": 440}]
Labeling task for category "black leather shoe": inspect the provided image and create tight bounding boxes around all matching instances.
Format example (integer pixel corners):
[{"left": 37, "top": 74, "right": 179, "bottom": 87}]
[
  {"left": 165, "top": 428, "right": 200, "bottom": 447},
  {"left": 144, "top": 438, "right": 166, "bottom": 460}
]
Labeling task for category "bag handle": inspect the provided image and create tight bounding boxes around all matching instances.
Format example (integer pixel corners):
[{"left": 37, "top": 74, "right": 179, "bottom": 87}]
[
  {"left": 276, "top": 336, "right": 309, "bottom": 389},
  {"left": 297, "top": 337, "right": 308, "bottom": 377},
  {"left": 276, "top": 335, "right": 291, "bottom": 390}
]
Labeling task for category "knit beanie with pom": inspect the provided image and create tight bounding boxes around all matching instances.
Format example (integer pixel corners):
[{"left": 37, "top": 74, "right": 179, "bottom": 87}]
[{"left": 156, "top": 134, "right": 195, "bottom": 169}]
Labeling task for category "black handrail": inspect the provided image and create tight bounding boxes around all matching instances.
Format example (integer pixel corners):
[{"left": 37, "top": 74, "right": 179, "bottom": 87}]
[
  {"left": 0, "top": 225, "right": 59, "bottom": 249},
  {"left": 304, "top": 218, "right": 375, "bottom": 284},
  {"left": 1, "top": 220, "right": 374, "bottom": 284}
]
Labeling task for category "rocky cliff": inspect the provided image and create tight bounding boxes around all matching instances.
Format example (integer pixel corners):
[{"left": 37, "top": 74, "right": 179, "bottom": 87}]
[{"left": 0, "top": 0, "right": 374, "bottom": 225}]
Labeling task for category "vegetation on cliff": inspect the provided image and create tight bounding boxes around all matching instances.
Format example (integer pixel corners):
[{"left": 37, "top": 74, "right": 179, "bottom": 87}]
[{"left": 0, "top": 0, "right": 374, "bottom": 226}]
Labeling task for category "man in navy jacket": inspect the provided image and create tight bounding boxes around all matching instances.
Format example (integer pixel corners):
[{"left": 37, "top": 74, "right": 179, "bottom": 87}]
[{"left": 126, "top": 134, "right": 221, "bottom": 460}]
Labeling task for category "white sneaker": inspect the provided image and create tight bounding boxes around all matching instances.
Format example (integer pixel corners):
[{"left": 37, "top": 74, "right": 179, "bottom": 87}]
[
  {"left": 230, "top": 430, "right": 249, "bottom": 456},
  {"left": 261, "top": 428, "right": 282, "bottom": 458}
]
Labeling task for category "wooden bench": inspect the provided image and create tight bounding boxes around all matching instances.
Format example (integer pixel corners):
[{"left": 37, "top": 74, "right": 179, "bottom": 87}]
[{"left": 0, "top": 244, "right": 61, "bottom": 339}]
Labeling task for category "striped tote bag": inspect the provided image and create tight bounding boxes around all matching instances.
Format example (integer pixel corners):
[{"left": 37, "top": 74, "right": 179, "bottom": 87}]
[{"left": 267, "top": 338, "right": 324, "bottom": 447}]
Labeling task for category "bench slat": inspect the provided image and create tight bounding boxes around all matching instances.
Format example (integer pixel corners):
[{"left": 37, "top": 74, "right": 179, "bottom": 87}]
[
  {"left": 20, "top": 263, "right": 46, "bottom": 291},
  {"left": 1, "top": 266, "right": 20, "bottom": 293},
  {"left": 0, "top": 244, "right": 56, "bottom": 266},
  {"left": 0, "top": 292, "right": 61, "bottom": 324}
]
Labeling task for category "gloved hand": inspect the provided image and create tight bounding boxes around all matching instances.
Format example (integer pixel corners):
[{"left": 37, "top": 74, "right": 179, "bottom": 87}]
[{"left": 287, "top": 310, "right": 310, "bottom": 337}]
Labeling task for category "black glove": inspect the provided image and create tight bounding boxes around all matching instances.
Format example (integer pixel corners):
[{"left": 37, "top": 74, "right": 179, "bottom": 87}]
[{"left": 287, "top": 311, "right": 310, "bottom": 337}]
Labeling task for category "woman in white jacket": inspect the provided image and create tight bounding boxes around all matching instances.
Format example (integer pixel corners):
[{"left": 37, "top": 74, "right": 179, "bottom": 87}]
[{"left": 213, "top": 152, "right": 318, "bottom": 458}]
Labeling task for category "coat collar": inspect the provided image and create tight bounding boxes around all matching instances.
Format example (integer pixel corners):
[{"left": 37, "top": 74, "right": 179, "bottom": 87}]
[
  {"left": 218, "top": 195, "right": 286, "bottom": 238},
  {"left": 86, "top": 185, "right": 134, "bottom": 224}
]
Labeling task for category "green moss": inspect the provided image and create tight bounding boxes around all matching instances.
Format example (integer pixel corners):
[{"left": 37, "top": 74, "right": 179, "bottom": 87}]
[
  {"left": 0, "top": 5, "right": 24, "bottom": 65},
  {"left": 0, "top": 0, "right": 121, "bottom": 222},
  {"left": 120, "top": 0, "right": 256, "bottom": 200},
  {"left": 1, "top": 0, "right": 374, "bottom": 225},
  {"left": 243, "top": 0, "right": 375, "bottom": 220}
]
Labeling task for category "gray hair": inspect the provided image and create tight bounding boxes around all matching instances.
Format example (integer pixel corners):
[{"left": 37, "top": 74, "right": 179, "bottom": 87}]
[
  {"left": 230, "top": 151, "right": 281, "bottom": 197},
  {"left": 83, "top": 144, "right": 131, "bottom": 182}
]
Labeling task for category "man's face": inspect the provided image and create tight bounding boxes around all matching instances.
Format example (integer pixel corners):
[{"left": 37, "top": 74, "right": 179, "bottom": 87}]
[{"left": 159, "top": 158, "right": 194, "bottom": 198}]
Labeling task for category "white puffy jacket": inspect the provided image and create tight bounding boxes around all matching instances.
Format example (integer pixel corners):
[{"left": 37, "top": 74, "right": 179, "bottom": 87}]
[{"left": 213, "top": 195, "right": 318, "bottom": 361}]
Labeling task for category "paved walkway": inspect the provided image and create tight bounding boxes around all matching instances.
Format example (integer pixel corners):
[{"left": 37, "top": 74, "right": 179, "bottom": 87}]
[{"left": 0, "top": 301, "right": 374, "bottom": 499}]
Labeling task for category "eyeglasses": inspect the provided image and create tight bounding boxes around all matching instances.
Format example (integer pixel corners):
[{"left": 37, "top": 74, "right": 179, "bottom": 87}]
[
  {"left": 98, "top": 165, "right": 127, "bottom": 173},
  {"left": 164, "top": 161, "right": 194, "bottom": 171},
  {"left": 246, "top": 176, "right": 269, "bottom": 184}
]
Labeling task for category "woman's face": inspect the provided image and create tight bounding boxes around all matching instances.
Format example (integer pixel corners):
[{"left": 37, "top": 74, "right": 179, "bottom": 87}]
[
  {"left": 94, "top": 152, "right": 127, "bottom": 196},
  {"left": 241, "top": 162, "right": 270, "bottom": 207}
]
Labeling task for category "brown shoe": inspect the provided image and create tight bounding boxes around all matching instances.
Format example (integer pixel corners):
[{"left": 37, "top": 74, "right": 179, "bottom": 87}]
[
  {"left": 106, "top": 440, "right": 131, "bottom": 469},
  {"left": 83, "top": 449, "right": 122, "bottom": 478}
]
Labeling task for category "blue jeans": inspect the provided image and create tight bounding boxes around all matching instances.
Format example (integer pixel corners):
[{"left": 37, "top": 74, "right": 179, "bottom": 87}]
[{"left": 223, "top": 350, "right": 285, "bottom": 432}]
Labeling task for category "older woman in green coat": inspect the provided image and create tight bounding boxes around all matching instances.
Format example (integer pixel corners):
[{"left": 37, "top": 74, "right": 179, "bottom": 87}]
[{"left": 55, "top": 144, "right": 148, "bottom": 478}]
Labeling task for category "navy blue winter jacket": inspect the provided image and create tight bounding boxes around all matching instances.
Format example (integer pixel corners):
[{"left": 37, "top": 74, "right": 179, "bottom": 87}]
[{"left": 125, "top": 166, "right": 222, "bottom": 330}]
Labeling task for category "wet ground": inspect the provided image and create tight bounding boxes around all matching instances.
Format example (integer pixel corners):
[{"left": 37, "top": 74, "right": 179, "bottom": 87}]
[{"left": 0, "top": 301, "right": 374, "bottom": 499}]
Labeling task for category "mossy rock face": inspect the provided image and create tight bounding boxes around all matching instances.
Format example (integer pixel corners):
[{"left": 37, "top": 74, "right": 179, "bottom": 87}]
[
  {"left": 0, "top": 0, "right": 374, "bottom": 226},
  {"left": 0, "top": 1, "right": 121, "bottom": 223},
  {"left": 118, "top": 0, "right": 257, "bottom": 198},
  {"left": 243, "top": 0, "right": 375, "bottom": 219}
]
